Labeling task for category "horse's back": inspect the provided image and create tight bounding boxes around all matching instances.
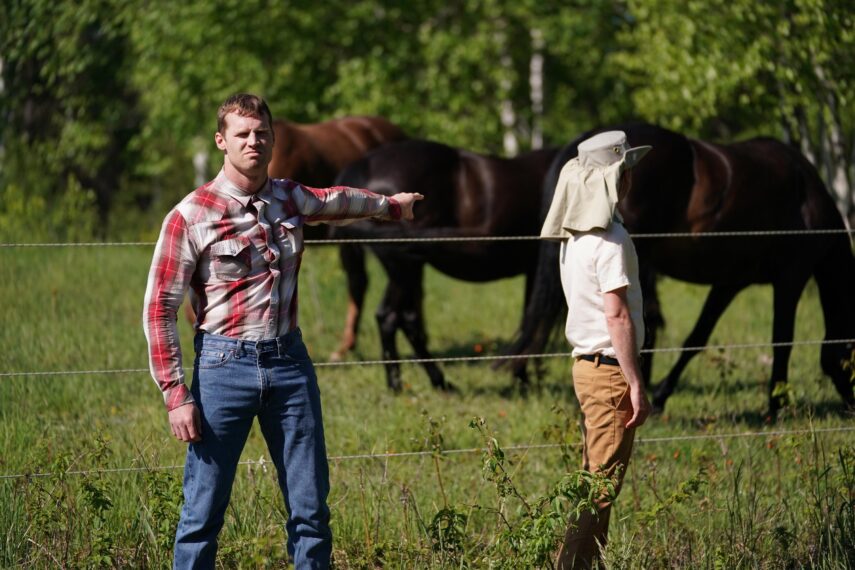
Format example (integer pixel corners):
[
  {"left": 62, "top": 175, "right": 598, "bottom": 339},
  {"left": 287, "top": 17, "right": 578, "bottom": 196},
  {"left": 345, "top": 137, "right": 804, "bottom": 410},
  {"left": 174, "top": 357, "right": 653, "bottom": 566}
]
[
  {"left": 299, "top": 116, "right": 407, "bottom": 168},
  {"left": 335, "top": 139, "right": 556, "bottom": 280},
  {"left": 457, "top": 147, "right": 559, "bottom": 234},
  {"left": 337, "top": 139, "right": 463, "bottom": 226},
  {"left": 268, "top": 116, "right": 406, "bottom": 186}
]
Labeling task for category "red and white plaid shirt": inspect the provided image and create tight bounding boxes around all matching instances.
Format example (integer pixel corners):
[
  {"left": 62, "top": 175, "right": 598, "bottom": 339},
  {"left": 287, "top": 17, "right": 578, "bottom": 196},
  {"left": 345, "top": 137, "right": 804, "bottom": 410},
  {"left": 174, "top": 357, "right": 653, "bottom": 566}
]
[{"left": 143, "top": 169, "right": 401, "bottom": 410}]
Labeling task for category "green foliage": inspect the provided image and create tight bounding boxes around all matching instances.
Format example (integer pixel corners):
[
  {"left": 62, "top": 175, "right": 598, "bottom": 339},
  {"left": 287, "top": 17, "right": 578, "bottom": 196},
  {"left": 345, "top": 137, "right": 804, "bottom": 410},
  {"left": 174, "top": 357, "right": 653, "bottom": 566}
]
[
  {"left": 427, "top": 507, "right": 468, "bottom": 555},
  {"left": 470, "top": 416, "right": 621, "bottom": 569},
  {"left": 616, "top": 0, "right": 855, "bottom": 221},
  {"left": 141, "top": 469, "right": 184, "bottom": 556},
  {"left": 4, "top": 0, "right": 853, "bottom": 238},
  {"left": 638, "top": 465, "right": 708, "bottom": 523},
  {"left": 0, "top": 175, "right": 99, "bottom": 242},
  {"left": 1, "top": 0, "right": 142, "bottom": 234},
  {"left": 541, "top": 404, "right": 583, "bottom": 471}
]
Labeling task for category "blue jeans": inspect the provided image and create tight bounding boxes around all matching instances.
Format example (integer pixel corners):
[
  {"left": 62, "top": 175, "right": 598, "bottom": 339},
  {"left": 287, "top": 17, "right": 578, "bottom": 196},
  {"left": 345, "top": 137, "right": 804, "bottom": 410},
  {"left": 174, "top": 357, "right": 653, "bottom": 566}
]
[{"left": 173, "top": 329, "right": 331, "bottom": 570}]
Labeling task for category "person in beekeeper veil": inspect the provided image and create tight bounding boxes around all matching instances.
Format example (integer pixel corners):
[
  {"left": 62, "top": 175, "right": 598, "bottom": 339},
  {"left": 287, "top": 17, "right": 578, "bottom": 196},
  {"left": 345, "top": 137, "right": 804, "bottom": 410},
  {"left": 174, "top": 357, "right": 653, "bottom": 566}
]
[{"left": 541, "top": 130, "right": 652, "bottom": 569}]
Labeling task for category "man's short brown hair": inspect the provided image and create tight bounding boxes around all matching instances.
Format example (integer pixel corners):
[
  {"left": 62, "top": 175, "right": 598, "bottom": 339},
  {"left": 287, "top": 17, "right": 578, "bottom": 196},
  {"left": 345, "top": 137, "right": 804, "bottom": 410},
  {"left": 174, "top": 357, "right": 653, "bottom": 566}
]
[{"left": 217, "top": 93, "right": 274, "bottom": 134}]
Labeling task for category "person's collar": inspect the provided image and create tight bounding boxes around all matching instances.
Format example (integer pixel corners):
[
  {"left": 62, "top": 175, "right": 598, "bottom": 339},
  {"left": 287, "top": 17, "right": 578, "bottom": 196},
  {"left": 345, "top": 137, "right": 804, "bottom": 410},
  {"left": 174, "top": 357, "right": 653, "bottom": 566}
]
[{"left": 214, "top": 169, "right": 270, "bottom": 207}]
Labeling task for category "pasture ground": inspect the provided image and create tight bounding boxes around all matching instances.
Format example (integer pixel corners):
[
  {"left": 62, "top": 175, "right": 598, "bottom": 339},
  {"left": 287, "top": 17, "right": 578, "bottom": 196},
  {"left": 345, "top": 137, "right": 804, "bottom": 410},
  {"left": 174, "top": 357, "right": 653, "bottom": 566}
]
[{"left": 1, "top": 245, "right": 853, "bottom": 568}]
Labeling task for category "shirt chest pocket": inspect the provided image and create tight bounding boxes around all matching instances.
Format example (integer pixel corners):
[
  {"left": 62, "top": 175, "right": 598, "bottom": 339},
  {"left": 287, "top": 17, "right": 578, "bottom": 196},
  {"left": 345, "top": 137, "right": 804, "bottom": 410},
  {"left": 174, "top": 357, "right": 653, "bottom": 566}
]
[
  {"left": 210, "top": 236, "right": 253, "bottom": 281},
  {"left": 275, "top": 217, "right": 304, "bottom": 258}
]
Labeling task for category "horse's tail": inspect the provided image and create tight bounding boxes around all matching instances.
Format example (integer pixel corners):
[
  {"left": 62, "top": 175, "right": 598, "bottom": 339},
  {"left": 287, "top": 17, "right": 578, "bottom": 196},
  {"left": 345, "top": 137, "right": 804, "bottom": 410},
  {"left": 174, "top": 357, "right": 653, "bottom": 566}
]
[{"left": 801, "top": 153, "right": 855, "bottom": 405}]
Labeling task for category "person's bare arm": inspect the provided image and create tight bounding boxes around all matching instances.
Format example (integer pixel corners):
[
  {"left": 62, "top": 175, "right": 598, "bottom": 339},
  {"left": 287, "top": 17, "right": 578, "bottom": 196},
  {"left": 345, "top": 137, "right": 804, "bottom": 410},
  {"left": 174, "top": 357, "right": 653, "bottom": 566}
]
[{"left": 603, "top": 286, "right": 650, "bottom": 428}]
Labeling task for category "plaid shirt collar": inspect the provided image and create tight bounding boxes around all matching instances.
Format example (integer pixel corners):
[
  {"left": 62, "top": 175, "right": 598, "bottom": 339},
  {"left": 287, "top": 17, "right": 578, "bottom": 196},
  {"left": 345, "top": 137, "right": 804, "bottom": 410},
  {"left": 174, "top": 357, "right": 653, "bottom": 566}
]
[{"left": 212, "top": 168, "right": 276, "bottom": 208}]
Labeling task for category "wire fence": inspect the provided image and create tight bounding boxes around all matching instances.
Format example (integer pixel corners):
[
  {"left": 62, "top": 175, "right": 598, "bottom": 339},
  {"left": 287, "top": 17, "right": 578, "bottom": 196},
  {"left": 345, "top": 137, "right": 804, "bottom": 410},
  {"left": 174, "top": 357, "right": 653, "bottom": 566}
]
[
  {"left": 1, "top": 338, "right": 852, "bottom": 379},
  {"left": 2, "top": 231, "right": 853, "bottom": 483},
  {"left": 1, "top": 227, "right": 854, "bottom": 248},
  {"left": 2, "top": 426, "right": 852, "bottom": 481}
]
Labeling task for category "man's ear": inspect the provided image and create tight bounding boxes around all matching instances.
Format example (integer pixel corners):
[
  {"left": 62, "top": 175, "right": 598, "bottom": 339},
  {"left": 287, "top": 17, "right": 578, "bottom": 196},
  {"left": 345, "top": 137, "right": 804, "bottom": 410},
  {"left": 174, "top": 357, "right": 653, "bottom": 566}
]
[{"left": 215, "top": 131, "right": 227, "bottom": 152}]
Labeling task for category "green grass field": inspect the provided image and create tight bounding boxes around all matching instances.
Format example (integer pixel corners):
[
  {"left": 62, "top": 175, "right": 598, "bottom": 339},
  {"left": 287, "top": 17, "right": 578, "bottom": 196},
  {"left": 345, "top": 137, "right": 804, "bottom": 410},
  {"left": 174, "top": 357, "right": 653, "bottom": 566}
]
[{"left": 1, "top": 245, "right": 853, "bottom": 568}]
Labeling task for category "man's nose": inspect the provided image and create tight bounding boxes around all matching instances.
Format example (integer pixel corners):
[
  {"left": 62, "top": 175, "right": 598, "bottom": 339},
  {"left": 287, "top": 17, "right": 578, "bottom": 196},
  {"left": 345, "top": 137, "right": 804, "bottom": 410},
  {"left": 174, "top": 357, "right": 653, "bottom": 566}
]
[{"left": 248, "top": 132, "right": 262, "bottom": 147}]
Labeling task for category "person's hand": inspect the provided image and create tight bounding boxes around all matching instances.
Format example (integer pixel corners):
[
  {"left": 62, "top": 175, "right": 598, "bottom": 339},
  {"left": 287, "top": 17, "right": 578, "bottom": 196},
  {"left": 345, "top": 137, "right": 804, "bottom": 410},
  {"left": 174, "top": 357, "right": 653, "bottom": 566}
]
[
  {"left": 169, "top": 403, "right": 202, "bottom": 443},
  {"left": 625, "top": 385, "right": 650, "bottom": 428},
  {"left": 391, "top": 192, "right": 424, "bottom": 220}
]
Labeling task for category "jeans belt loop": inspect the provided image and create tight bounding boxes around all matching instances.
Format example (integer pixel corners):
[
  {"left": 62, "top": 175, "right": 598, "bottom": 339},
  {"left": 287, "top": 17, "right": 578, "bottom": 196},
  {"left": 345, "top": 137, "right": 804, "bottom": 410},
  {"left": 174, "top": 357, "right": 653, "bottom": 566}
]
[
  {"left": 236, "top": 340, "right": 244, "bottom": 359},
  {"left": 594, "top": 353, "right": 601, "bottom": 367}
]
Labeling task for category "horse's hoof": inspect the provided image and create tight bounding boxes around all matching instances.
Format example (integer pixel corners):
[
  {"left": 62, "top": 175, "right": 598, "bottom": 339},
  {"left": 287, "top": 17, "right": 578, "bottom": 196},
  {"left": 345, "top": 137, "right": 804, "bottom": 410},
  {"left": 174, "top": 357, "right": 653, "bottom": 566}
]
[
  {"left": 329, "top": 351, "right": 343, "bottom": 363},
  {"left": 438, "top": 381, "right": 458, "bottom": 394}
]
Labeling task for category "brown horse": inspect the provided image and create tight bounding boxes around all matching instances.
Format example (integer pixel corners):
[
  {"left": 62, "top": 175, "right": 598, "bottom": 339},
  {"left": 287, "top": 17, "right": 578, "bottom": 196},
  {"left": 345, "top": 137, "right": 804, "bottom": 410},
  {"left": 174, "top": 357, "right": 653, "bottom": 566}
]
[
  {"left": 329, "top": 139, "right": 559, "bottom": 391},
  {"left": 268, "top": 116, "right": 406, "bottom": 186},
  {"left": 510, "top": 123, "right": 855, "bottom": 416}
]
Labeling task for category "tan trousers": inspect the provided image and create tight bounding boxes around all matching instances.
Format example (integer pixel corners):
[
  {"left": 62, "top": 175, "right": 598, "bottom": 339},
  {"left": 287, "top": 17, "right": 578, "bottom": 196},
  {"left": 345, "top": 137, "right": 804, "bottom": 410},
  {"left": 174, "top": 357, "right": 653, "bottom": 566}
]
[{"left": 556, "top": 358, "right": 637, "bottom": 570}]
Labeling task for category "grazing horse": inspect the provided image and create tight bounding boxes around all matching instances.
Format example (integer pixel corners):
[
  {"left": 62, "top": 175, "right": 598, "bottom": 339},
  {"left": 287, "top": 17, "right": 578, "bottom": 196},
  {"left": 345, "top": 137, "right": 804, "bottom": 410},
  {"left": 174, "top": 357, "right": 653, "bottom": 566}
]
[
  {"left": 509, "top": 123, "right": 855, "bottom": 415},
  {"left": 329, "top": 139, "right": 559, "bottom": 391}
]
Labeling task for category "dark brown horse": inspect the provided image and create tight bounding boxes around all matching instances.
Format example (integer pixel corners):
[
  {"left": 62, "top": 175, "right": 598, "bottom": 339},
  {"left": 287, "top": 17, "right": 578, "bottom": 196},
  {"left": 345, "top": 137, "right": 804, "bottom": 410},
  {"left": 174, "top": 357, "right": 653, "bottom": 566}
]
[
  {"left": 329, "top": 139, "right": 559, "bottom": 391},
  {"left": 510, "top": 123, "right": 855, "bottom": 416},
  {"left": 268, "top": 116, "right": 407, "bottom": 356}
]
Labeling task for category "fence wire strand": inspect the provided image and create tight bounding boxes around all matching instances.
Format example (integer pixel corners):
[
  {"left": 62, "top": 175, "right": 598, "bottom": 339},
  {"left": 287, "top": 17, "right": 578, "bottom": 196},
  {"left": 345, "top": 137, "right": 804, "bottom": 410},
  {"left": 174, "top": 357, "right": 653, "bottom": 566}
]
[
  {"left": 2, "top": 426, "right": 851, "bottom": 481},
  {"left": 1, "top": 338, "right": 852, "bottom": 379},
  {"left": 2, "top": 229, "right": 854, "bottom": 481},
  {"left": 1, "top": 227, "right": 854, "bottom": 248}
]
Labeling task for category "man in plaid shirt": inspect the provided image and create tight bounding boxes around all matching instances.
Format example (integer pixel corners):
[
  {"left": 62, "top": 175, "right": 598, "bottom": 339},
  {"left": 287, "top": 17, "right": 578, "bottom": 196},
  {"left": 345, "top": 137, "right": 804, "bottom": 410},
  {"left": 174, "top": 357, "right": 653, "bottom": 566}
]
[{"left": 143, "top": 93, "right": 422, "bottom": 569}]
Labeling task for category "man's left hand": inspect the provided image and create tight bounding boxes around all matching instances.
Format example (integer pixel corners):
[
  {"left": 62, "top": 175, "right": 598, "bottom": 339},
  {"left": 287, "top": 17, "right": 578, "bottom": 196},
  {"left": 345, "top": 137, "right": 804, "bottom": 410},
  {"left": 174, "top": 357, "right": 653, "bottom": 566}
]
[
  {"left": 391, "top": 192, "right": 424, "bottom": 220},
  {"left": 625, "top": 385, "right": 651, "bottom": 428}
]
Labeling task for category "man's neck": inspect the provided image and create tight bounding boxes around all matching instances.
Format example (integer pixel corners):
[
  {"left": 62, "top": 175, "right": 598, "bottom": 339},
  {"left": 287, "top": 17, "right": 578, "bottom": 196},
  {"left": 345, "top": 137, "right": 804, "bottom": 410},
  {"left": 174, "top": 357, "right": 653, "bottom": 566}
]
[{"left": 223, "top": 162, "right": 267, "bottom": 195}]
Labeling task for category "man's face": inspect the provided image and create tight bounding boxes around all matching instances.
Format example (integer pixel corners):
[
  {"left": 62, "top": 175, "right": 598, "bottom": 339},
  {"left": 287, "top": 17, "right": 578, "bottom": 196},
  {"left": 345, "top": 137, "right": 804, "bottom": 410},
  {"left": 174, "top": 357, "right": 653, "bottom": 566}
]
[{"left": 215, "top": 112, "right": 274, "bottom": 176}]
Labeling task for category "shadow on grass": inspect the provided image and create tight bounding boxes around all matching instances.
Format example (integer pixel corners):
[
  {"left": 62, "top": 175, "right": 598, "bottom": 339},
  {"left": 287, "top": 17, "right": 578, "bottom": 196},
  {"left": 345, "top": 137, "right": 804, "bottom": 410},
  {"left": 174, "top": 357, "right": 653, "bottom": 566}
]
[{"left": 658, "top": 399, "right": 853, "bottom": 429}]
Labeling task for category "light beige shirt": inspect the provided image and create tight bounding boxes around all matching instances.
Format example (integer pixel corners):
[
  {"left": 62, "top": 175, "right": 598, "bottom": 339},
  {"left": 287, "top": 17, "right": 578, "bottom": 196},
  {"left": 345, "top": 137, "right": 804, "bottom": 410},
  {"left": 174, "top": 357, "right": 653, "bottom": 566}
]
[{"left": 558, "top": 221, "right": 644, "bottom": 357}]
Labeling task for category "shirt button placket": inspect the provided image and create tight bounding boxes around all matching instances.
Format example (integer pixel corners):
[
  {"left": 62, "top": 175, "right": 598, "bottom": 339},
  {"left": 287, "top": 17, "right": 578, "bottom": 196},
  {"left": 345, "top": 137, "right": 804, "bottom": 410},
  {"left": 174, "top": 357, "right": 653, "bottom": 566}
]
[{"left": 255, "top": 198, "right": 281, "bottom": 338}]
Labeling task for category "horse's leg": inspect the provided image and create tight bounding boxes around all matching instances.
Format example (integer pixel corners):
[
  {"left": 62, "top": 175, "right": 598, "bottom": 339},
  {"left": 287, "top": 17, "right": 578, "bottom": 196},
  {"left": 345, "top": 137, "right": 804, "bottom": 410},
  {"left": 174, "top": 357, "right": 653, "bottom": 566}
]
[
  {"left": 767, "top": 273, "right": 812, "bottom": 416},
  {"left": 395, "top": 264, "right": 452, "bottom": 391},
  {"left": 375, "top": 278, "right": 404, "bottom": 393},
  {"left": 652, "top": 283, "right": 743, "bottom": 412},
  {"left": 330, "top": 244, "right": 368, "bottom": 361},
  {"left": 813, "top": 237, "right": 855, "bottom": 409},
  {"left": 639, "top": 261, "right": 662, "bottom": 388}
]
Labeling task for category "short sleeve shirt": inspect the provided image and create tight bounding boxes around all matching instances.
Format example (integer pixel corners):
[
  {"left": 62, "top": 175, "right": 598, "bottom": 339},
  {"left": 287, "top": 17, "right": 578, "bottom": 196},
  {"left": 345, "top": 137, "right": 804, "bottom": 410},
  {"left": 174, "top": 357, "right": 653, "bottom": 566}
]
[{"left": 558, "top": 221, "right": 644, "bottom": 357}]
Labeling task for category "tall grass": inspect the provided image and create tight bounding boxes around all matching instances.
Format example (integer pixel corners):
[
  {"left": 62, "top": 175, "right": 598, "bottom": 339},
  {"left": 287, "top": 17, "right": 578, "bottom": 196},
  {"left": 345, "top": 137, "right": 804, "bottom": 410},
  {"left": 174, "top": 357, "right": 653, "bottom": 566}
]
[{"left": 1, "top": 245, "right": 853, "bottom": 568}]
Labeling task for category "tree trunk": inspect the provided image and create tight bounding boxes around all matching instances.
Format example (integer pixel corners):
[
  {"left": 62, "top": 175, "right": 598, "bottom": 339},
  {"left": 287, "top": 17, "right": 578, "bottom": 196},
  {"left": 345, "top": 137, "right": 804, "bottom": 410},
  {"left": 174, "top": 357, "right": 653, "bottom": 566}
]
[
  {"left": 529, "top": 29, "right": 544, "bottom": 150},
  {"left": 193, "top": 147, "right": 209, "bottom": 189},
  {"left": 814, "top": 63, "right": 852, "bottom": 222},
  {"left": 500, "top": 52, "right": 519, "bottom": 157},
  {"left": 495, "top": 21, "right": 519, "bottom": 157}
]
